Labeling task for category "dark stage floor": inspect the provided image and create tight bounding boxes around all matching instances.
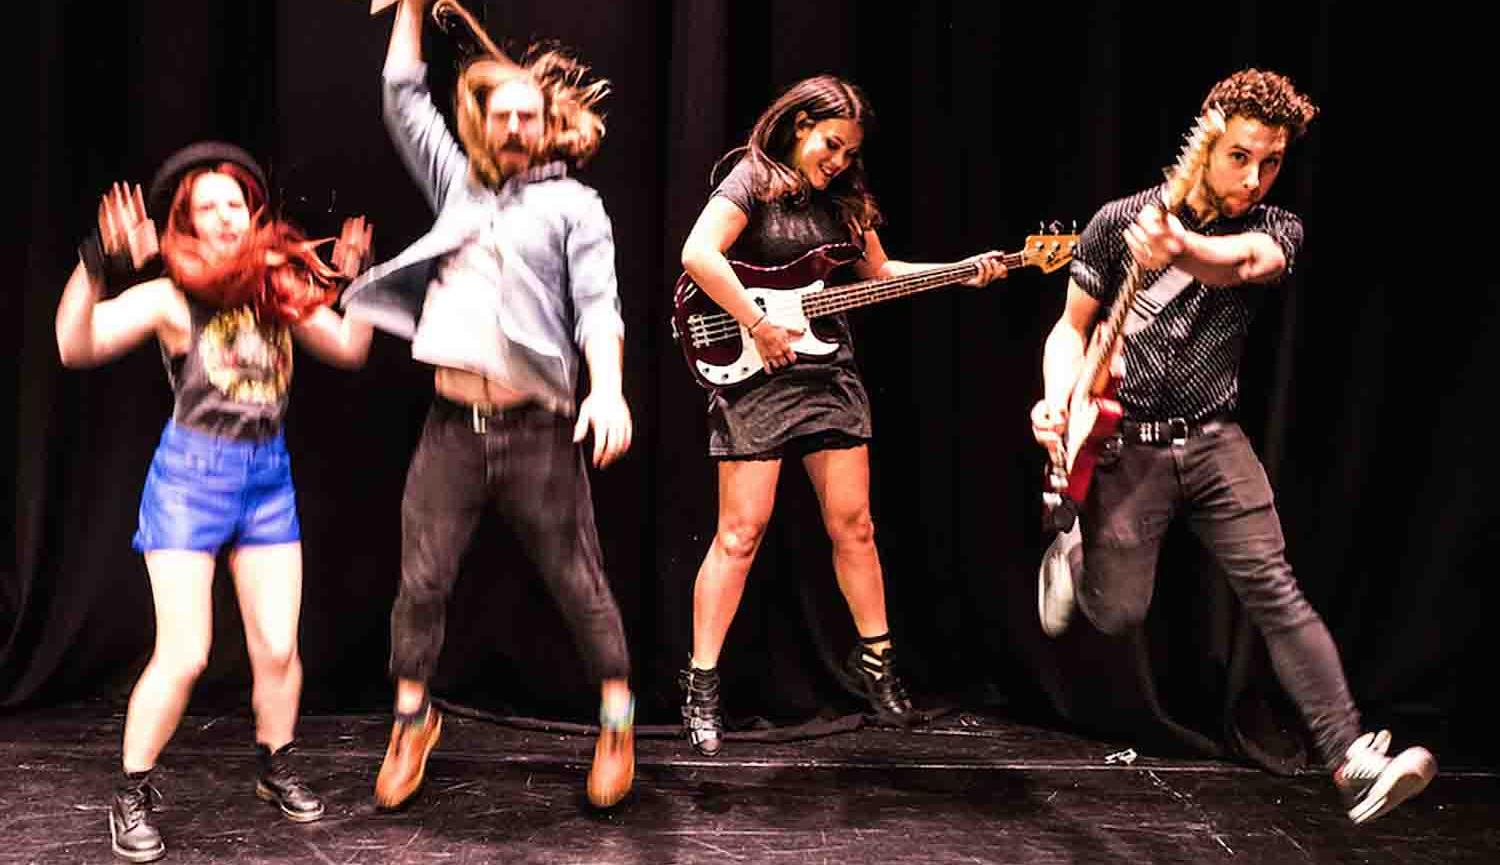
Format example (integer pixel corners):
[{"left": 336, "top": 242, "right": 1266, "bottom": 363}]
[{"left": 2, "top": 709, "right": 1494, "bottom": 864}]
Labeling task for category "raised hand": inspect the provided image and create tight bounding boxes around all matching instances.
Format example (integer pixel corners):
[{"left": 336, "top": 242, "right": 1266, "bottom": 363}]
[
  {"left": 98, "top": 182, "right": 159, "bottom": 271},
  {"left": 1124, "top": 202, "right": 1186, "bottom": 271},
  {"left": 332, "top": 215, "right": 375, "bottom": 279}
]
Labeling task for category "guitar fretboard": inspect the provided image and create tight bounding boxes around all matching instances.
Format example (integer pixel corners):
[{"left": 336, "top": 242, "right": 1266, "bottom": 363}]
[{"left": 800, "top": 251, "right": 1025, "bottom": 318}]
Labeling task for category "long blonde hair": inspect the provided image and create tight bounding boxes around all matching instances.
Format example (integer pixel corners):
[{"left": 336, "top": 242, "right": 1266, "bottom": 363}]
[{"left": 435, "top": 0, "right": 608, "bottom": 187}]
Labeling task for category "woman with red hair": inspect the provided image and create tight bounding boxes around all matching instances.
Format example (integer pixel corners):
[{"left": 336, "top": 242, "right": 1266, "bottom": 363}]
[{"left": 56, "top": 142, "right": 374, "bottom": 863}]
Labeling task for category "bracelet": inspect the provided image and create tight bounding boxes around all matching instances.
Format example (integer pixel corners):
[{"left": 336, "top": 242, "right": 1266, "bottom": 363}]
[{"left": 747, "top": 312, "right": 767, "bottom": 335}]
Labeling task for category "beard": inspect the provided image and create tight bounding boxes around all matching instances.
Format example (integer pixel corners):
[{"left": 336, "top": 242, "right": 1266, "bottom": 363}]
[
  {"left": 490, "top": 134, "right": 544, "bottom": 177},
  {"left": 1198, "top": 173, "right": 1257, "bottom": 221}
]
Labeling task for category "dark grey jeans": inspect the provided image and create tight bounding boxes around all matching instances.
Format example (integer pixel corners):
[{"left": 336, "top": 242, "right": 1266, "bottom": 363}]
[
  {"left": 1080, "top": 420, "right": 1360, "bottom": 767},
  {"left": 389, "top": 398, "right": 630, "bottom": 684}
]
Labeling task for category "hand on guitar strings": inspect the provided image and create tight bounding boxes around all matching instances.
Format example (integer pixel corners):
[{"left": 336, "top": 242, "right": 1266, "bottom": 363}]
[
  {"left": 960, "top": 251, "right": 1008, "bottom": 286},
  {"left": 1124, "top": 203, "right": 1187, "bottom": 271},
  {"left": 1030, "top": 399, "right": 1068, "bottom": 462},
  {"left": 751, "top": 316, "right": 801, "bottom": 373}
]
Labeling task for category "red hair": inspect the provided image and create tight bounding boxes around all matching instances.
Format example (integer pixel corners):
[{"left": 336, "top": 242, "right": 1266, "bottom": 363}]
[{"left": 160, "top": 164, "right": 341, "bottom": 324}]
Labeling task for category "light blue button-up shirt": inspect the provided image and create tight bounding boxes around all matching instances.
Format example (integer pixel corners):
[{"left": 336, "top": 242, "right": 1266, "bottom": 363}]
[{"left": 342, "top": 62, "right": 624, "bottom": 415}]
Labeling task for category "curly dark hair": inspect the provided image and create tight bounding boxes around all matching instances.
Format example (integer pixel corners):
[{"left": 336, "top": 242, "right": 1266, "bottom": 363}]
[{"left": 1202, "top": 69, "right": 1319, "bottom": 140}]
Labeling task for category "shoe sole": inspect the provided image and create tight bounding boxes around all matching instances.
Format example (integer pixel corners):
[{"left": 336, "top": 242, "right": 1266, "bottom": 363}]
[
  {"left": 255, "top": 781, "right": 326, "bottom": 823},
  {"left": 108, "top": 812, "right": 165, "bottom": 863},
  {"left": 1348, "top": 747, "right": 1437, "bottom": 824},
  {"left": 587, "top": 759, "right": 635, "bottom": 809},
  {"left": 375, "top": 713, "right": 443, "bottom": 811},
  {"left": 1038, "top": 545, "right": 1077, "bottom": 637},
  {"left": 867, "top": 708, "right": 921, "bottom": 728}
]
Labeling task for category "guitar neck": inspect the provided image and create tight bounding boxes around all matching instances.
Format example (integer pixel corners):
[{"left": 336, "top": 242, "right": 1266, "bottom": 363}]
[
  {"left": 1077, "top": 258, "right": 1145, "bottom": 396},
  {"left": 799, "top": 251, "right": 1023, "bottom": 319},
  {"left": 1067, "top": 112, "right": 1225, "bottom": 401}
]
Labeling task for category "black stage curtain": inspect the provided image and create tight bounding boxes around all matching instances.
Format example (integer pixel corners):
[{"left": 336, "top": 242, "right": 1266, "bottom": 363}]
[{"left": 6, "top": 2, "right": 1493, "bottom": 768}]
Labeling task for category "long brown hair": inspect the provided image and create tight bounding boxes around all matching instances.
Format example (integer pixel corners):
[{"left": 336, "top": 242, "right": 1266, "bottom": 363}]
[
  {"left": 435, "top": 0, "right": 608, "bottom": 188},
  {"left": 455, "top": 50, "right": 609, "bottom": 188},
  {"left": 715, "top": 75, "right": 882, "bottom": 238},
  {"left": 160, "top": 164, "right": 341, "bottom": 324}
]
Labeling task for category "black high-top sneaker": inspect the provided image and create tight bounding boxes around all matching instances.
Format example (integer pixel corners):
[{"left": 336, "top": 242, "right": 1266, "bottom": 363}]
[
  {"left": 109, "top": 770, "right": 164, "bottom": 863},
  {"left": 255, "top": 742, "right": 325, "bottom": 822},
  {"left": 1333, "top": 730, "right": 1437, "bottom": 824},
  {"left": 846, "top": 641, "right": 916, "bottom": 727},
  {"left": 678, "top": 663, "right": 724, "bottom": 756}
]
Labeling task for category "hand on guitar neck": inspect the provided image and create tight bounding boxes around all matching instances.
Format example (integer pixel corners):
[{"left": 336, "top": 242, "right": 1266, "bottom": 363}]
[
  {"left": 1124, "top": 203, "right": 1188, "bottom": 272},
  {"left": 958, "top": 251, "right": 1009, "bottom": 286}
]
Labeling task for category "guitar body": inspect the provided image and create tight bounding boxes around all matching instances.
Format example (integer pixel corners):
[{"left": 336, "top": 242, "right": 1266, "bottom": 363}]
[
  {"left": 1062, "top": 378, "right": 1123, "bottom": 504},
  {"left": 671, "top": 243, "right": 861, "bottom": 389}
]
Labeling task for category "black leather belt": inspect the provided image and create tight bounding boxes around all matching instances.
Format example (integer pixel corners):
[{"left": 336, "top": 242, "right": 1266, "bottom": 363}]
[{"left": 1118, "top": 415, "right": 1230, "bottom": 446}]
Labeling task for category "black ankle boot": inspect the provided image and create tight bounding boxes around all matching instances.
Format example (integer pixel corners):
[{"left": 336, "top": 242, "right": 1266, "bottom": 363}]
[
  {"left": 678, "top": 663, "right": 724, "bottom": 756},
  {"left": 846, "top": 642, "right": 916, "bottom": 727},
  {"left": 110, "top": 770, "right": 164, "bottom": 863},
  {"left": 255, "top": 742, "right": 325, "bottom": 822}
]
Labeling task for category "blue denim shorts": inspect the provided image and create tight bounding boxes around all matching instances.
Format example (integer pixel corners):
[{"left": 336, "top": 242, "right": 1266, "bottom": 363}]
[{"left": 132, "top": 421, "right": 301, "bottom": 553}]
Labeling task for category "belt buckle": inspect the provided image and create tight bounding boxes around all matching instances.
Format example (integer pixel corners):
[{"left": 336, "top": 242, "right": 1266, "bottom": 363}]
[
  {"left": 471, "top": 403, "right": 492, "bottom": 435},
  {"left": 1167, "top": 417, "right": 1189, "bottom": 446}
]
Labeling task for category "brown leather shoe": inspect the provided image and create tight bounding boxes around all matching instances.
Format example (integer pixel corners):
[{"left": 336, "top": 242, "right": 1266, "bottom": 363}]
[
  {"left": 374, "top": 708, "right": 442, "bottom": 810},
  {"left": 586, "top": 723, "right": 634, "bottom": 808}
]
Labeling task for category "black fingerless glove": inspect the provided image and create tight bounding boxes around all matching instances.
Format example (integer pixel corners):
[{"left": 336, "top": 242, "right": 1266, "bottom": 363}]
[{"left": 78, "top": 229, "right": 161, "bottom": 296}]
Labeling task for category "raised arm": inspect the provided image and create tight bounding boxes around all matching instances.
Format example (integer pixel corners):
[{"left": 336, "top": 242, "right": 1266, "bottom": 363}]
[
  {"left": 290, "top": 215, "right": 376, "bottom": 369},
  {"left": 1126, "top": 203, "right": 1293, "bottom": 286},
  {"left": 56, "top": 184, "right": 184, "bottom": 367},
  {"left": 382, "top": 0, "right": 465, "bottom": 211}
]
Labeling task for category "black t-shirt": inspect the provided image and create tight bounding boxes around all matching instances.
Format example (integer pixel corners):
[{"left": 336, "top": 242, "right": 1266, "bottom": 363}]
[
  {"left": 1070, "top": 186, "right": 1303, "bottom": 421},
  {"left": 703, "top": 157, "right": 873, "bottom": 456}
]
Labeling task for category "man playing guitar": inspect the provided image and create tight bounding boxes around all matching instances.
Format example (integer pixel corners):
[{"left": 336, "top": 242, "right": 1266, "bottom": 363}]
[{"left": 1030, "top": 69, "right": 1435, "bottom": 825}]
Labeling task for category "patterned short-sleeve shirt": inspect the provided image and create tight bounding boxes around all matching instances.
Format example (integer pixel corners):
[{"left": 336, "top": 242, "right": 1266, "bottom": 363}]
[{"left": 1070, "top": 186, "right": 1303, "bottom": 421}]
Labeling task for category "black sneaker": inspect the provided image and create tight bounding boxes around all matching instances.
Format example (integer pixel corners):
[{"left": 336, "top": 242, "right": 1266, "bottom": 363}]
[
  {"left": 255, "top": 742, "right": 325, "bottom": 822},
  {"left": 109, "top": 772, "right": 164, "bottom": 863},
  {"left": 678, "top": 664, "right": 724, "bottom": 756},
  {"left": 1333, "top": 730, "right": 1437, "bottom": 824},
  {"left": 846, "top": 644, "right": 916, "bottom": 727}
]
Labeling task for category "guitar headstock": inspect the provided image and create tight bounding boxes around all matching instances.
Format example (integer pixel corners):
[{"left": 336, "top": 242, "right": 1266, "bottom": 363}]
[
  {"left": 1161, "top": 107, "right": 1227, "bottom": 207},
  {"left": 1022, "top": 221, "right": 1079, "bottom": 274}
]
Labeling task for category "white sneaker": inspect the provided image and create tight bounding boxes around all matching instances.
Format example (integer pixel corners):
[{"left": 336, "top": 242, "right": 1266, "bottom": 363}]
[{"left": 1334, "top": 730, "right": 1437, "bottom": 824}]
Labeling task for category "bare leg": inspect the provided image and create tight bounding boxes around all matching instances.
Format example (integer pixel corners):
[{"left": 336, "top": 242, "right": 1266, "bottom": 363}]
[
  {"left": 690, "top": 458, "right": 782, "bottom": 669},
  {"left": 121, "top": 551, "right": 215, "bottom": 772}
]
